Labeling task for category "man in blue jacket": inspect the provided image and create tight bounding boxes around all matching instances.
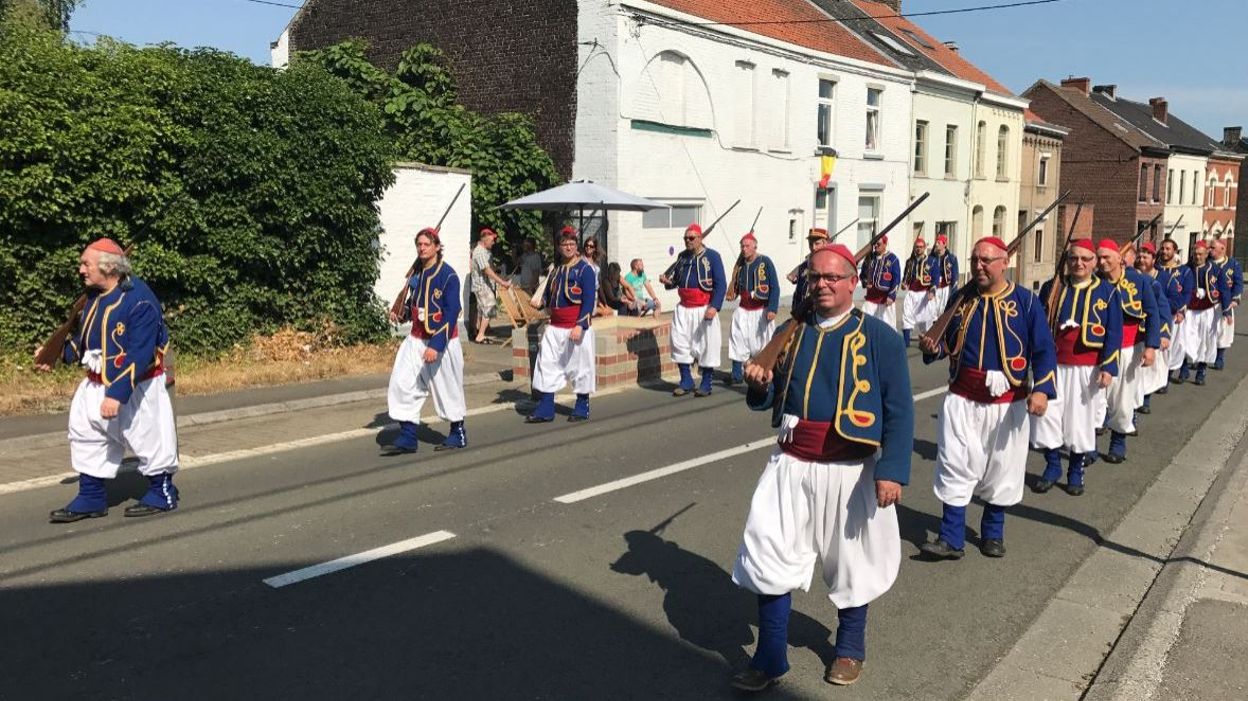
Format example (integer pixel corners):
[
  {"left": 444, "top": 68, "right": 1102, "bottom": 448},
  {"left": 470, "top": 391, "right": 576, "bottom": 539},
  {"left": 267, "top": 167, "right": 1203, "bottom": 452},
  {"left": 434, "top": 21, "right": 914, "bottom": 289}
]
[
  {"left": 726, "top": 231, "right": 779, "bottom": 385},
  {"left": 731, "top": 244, "right": 913, "bottom": 690}
]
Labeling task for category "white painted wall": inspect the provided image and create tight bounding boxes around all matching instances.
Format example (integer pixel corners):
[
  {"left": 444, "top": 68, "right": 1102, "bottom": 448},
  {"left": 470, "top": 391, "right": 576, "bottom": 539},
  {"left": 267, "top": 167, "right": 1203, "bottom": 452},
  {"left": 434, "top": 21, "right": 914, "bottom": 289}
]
[
  {"left": 270, "top": 28, "right": 290, "bottom": 69},
  {"left": 1165, "top": 153, "right": 1206, "bottom": 241},
  {"left": 375, "top": 164, "right": 473, "bottom": 333},
  {"left": 909, "top": 77, "right": 977, "bottom": 269},
  {"left": 967, "top": 97, "right": 1026, "bottom": 263}
]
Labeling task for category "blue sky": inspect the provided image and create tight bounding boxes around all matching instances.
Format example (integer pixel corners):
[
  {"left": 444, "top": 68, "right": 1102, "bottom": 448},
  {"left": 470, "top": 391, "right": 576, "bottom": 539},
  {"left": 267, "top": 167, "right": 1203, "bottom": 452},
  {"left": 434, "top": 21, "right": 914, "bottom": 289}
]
[{"left": 69, "top": 0, "right": 1244, "bottom": 140}]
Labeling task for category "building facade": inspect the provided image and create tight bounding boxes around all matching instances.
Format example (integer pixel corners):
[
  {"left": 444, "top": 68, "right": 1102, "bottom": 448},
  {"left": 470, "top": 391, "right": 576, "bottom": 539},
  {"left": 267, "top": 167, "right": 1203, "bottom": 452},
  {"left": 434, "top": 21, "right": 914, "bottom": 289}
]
[
  {"left": 1205, "top": 155, "right": 1239, "bottom": 241},
  {"left": 1017, "top": 115, "right": 1068, "bottom": 290}
]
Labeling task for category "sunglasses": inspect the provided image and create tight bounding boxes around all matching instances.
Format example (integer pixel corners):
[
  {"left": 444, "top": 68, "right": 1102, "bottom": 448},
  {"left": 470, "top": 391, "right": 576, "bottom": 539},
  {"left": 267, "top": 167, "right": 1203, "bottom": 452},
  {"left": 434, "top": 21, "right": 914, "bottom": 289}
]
[{"left": 683, "top": 236, "right": 699, "bottom": 241}]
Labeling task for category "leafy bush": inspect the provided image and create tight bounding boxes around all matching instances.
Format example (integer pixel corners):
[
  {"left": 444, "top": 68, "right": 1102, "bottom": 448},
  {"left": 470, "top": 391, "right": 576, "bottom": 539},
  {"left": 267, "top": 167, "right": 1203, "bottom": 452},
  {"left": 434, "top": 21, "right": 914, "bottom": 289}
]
[{"left": 0, "top": 25, "right": 396, "bottom": 354}]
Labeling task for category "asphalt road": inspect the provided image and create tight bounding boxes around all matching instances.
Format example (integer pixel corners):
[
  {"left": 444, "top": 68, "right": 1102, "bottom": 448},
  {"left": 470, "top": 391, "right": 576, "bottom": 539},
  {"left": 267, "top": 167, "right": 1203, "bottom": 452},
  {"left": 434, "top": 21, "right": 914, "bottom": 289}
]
[{"left": 1, "top": 340, "right": 1245, "bottom": 700}]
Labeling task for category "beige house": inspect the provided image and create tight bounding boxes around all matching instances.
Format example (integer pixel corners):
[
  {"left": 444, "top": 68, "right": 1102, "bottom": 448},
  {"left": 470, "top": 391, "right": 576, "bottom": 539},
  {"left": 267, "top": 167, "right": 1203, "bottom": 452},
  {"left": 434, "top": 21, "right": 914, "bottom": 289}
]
[{"left": 1016, "top": 112, "right": 1069, "bottom": 290}]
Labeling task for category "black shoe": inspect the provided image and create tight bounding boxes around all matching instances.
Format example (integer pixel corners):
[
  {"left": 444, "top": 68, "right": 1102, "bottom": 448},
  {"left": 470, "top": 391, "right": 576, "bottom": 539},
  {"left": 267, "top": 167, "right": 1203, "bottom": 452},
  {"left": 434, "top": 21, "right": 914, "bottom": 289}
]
[
  {"left": 1173, "top": 374, "right": 1186, "bottom": 385},
  {"left": 524, "top": 414, "right": 554, "bottom": 424},
  {"left": 49, "top": 507, "right": 107, "bottom": 523},
  {"left": 672, "top": 387, "right": 690, "bottom": 397},
  {"left": 724, "top": 377, "right": 740, "bottom": 387},
  {"left": 433, "top": 443, "right": 464, "bottom": 451},
  {"left": 1032, "top": 479, "right": 1055, "bottom": 494},
  {"left": 1194, "top": 375, "right": 1206, "bottom": 386},
  {"left": 1095, "top": 427, "right": 1106, "bottom": 436},
  {"left": 693, "top": 388, "right": 712, "bottom": 397},
  {"left": 919, "top": 539, "right": 965, "bottom": 560},
  {"left": 123, "top": 503, "right": 174, "bottom": 518},
  {"left": 980, "top": 539, "right": 1006, "bottom": 558},
  {"left": 1064, "top": 483, "right": 1085, "bottom": 496},
  {"left": 382, "top": 444, "right": 418, "bottom": 455},
  {"left": 730, "top": 669, "right": 782, "bottom": 692},
  {"left": 1155, "top": 385, "right": 1169, "bottom": 395},
  {"left": 1103, "top": 452, "right": 1126, "bottom": 464},
  {"left": 1137, "top": 405, "right": 1151, "bottom": 414},
  {"left": 567, "top": 414, "right": 589, "bottom": 423}
]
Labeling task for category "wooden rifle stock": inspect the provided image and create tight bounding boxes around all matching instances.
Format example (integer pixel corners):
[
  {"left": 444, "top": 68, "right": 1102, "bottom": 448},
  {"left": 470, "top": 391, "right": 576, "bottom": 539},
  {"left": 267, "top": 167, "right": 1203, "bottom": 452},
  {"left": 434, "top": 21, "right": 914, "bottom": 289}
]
[
  {"left": 726, "top": 206, "right": 764, "bottom": 301},
  {"left": 390, "top": 183, "right": 467, "bottom": 320},
  {"left": 751, "top": 193, "right": 929, "bottom": 375},
  {"left": 1045, "top": 203, "right": 1084, "bottom": 333},
  {"left": 35, "top": 243, "right": 138, "bottom": 369}
]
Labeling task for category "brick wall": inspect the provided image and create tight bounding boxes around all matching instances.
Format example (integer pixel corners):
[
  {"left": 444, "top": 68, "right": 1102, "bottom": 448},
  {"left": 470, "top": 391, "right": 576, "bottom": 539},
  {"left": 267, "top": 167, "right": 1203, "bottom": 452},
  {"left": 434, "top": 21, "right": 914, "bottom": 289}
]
[
  {"left": 1023, "top": 84, "right": 1157, "bottom": 243},
  {"left": 288, "top": 0, "right": 579, "bottom": 177}
]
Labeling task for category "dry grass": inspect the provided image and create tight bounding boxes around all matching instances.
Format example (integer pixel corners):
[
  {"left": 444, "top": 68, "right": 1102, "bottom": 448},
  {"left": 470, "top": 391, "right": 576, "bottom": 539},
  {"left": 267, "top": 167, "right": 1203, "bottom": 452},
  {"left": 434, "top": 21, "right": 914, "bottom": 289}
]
[{"left": 0, "top": 326, "right": 400, "bottom": 417}]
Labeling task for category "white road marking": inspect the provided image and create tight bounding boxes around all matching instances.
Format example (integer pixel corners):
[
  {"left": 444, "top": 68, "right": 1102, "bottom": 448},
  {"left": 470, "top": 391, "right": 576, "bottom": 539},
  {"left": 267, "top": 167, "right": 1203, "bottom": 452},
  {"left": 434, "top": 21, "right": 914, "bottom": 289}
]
[
  {"left": 553, "top": 384, "right": 949, "bottom": 504},
  {"left": 262, "top": 530, "right": 456, "bottom": 589}
]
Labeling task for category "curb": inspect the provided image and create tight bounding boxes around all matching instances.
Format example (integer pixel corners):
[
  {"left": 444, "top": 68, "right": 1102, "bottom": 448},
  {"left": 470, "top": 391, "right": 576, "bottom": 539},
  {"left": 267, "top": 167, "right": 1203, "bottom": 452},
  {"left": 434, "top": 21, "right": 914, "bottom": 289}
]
[
  {"left": 963, "top": 370, "right": 1248, "bottom": 701},
  {"left": 0, "top": 369, "right": 509, "bottom": 455}
]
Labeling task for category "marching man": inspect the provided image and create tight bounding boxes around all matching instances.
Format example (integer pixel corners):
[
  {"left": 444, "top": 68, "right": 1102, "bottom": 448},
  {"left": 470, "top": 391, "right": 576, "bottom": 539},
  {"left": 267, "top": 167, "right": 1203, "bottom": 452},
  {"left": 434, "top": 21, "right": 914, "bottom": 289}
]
[
  {"left": 1179, "top": 240, "right": 1230, "bottom": 385},
  {"left": 787, "top": 227, "right": 829, "bottom": 313},
  {"left": 859, "top": 236, "right": 901, "bottom": 332},
  {"left": 384, "top": 228, "right": 468, "bottom": 454},
  {"left": 1210, "top": 238, "right": 1242, "bottom": 370},
  {"left": 727, "top": 231, "right": 779, "bottom": 386},
  {"left": 1097, "top": 239, "right": 1160, "bottom": 464},
  {"left": 1135, "top": 242, "right": 1177, "bottom": 413},
  {"left": 919, "top": 236, "right": 1058, "bottom": 559},
  {"left": 38, "top": 238, "right": 180, "bottom": 522},
  {"left": 900, "top": 237, "right": 941, "bottom": 347},
  {"left": 526, "top": 227, "right": 597, "bottom": 423},
  {"left": 933, "top": 233, "right": 959, "bottom": 311},
  {"left": 660, "top": 222, "right": 727, "bottom": 397},
  {"left": 1156, "top": 239, "right": 1192, "bottom": 387},
  {"left": 732, "top": 244, "right": 913, "bottom": 690},
  {"left": 1032, "top": 239, "right": 1122, "bottom": 495}
]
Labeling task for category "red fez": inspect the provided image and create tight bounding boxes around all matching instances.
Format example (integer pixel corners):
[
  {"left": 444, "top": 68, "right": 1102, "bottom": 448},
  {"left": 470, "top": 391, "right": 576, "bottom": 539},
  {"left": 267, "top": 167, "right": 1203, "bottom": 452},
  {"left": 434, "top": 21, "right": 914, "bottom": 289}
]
[
  {"left": 86, "top": 238, "right": 124, "bottom": 255},
  {"left": 807, "top": 227, "right": 829, "bottom": 241},
  {"left": 822, "top": 243, "right": 857, "bottom": 269},
  {"left": 914, "top": 237, "right": 926, "bottom": 247},
  {"left": 935, "top": 234, "right": 948, "bottom": 245},
  {"left": 479, "top": 227, "right": 498, "bottom": 239},
  {"left": 416, "top": 226, "right": 440, "bottom": 242},
  {"left": 685, "top": 223, "right": 703, "bottom": 237},
  {"left": 1195, "top": 240, "right": 1209, "bottom": 250},
  {"left": 1070, "top": 238, "right": 1095, "bottom": 254},
  {"left": 740, "top": 231, "right": 757, "bottom": 245},
  {"left": 1096, "top": 238, "right": 1119, "bottom": 253},
  {"left": 878, "top": 235, "right": 888, "bottom": 245},
  {"left": 558, "top": 226, "right": 578, "bottom": 242},
  {"left": 976, "top": 236, "right": 1008, "bottom": 253},
  {"left": 1140, "top": 241, "right": 1156, "bottom": 254}
]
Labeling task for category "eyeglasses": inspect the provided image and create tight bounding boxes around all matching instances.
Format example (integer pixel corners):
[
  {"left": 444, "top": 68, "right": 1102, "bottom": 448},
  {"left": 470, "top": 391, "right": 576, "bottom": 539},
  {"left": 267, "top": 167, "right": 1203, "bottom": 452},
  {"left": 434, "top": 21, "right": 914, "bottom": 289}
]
[
  {"left": 969, "top": 255, "right": 1006, "bottom": 267},
  {"left": 584, "top": 244, "right": 597, "bottom": 249},
  {"left": 806, "top": 272, "right": 854, "bottom": 285}
]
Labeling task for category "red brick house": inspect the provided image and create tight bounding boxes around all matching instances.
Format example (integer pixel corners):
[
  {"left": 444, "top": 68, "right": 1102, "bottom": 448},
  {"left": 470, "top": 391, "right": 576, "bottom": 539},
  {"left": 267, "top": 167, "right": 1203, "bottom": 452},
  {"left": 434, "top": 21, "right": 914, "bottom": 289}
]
[
  {"left": 1228, "top": 127, "right": 1248, "bottom": 262},
  {"left": 1023, "top": 78, "right": 1169, "bottom": 244}
]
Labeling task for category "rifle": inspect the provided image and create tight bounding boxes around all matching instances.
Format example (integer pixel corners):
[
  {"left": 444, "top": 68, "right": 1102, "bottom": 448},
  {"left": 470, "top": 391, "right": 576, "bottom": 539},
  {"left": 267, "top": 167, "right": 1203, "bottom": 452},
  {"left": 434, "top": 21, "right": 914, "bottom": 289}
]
[
  {"left": 1163, "top": 214, "right": 1184, "bottom": 241},
  {"left": 830, "top": 218, "right": 860, "bottom": 242},
  {"left": 1044, "top": 203, "right": 1083, "bottom": 332},
  {"left": 390, "top": 183, "right": 467, "bottom": 320},
  {"left": 727, "top": 207, "right": 764, "bottom": 301},
  {"left": 750, "top": 192, "right": 929, "bottom": 374},
  {"left": 920, "top": 191, "right": 1070, "bottom": 349},
  {"left": 1119, "top": 211, "right": 1163, "bottom": 259},
  {"left": 661, "top": 198, "right": 741, "bottom": 283}
]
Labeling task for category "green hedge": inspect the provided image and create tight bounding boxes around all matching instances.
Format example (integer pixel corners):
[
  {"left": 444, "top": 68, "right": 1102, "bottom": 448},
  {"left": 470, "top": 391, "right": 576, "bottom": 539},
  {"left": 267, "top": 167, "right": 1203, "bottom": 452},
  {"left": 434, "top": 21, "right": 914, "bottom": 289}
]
[{"left": 0, "top": 26, "right": 396, "bottom": 355}]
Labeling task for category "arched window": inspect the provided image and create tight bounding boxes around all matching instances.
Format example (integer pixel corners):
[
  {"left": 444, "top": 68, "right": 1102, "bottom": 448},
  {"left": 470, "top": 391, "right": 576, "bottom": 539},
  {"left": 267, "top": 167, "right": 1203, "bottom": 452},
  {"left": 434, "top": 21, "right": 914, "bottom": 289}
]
[
  {"left": 1208, "top": 175, "right": 1218, "bottom": 208},
  {"left": 972, "top": 205, "right": 984, "bottom": 236},
  {"left": 995, "top": 126, "right": 1009, "bottom": 179},
  {"left": 1226, "top": 175, "right": 1235, "bottom": 210},
  {"left": 633, "top": 51, "right": 713, "bottom": 130},
  {"left": 992, "top": 206, "right": 1006, "bottom": 236},
  {"left": 975, "top": 121, "right": 987, "bottom": 178}
]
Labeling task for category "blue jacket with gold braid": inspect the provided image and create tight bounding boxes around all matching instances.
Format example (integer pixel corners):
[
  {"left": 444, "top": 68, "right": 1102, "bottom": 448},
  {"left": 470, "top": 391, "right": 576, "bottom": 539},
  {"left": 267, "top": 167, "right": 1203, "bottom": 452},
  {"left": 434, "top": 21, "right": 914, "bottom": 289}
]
[
  {"left": 1212, "top": 256, "right": 1244, "bottom": 304},
  {"left": 543, "top": 258, "right": 596, "bottom": 330},
  {"left": 745, "top": 309, "right": 914, "bottom": 485},
  {"left": 1145, "top": 272, "right": 1173, "bottom": 343},
  {"left": 402, "top": 259, "right": 460, "bottom": 353},
  {"left": 1155, "top": 262, "right": 1190, "bottom": 315},
  {"left": 1188, "top": 261, "right": 1231, "bottom": 313},
  {"left": 902, "top": 253, "right": 942, "bottom": 289},
  {"left": 1105, "top": 267, "right": 1161, "bottom": 349},
  {"left": 733, "top": 255, "right": 779, "bottom": 313},
  {"left": 923, "top": 282, "right": 1059, "bottom": 400},
  {"left": 665, "top": 247, "right": 727, "bottom": 309},
  {"left": 859, "top": 251, "right": 901, "bottom": 303},
  {"left": 937, "top": 252, "right": 959, "bottom": 295},
  {"left": 1038, "top": 277, "right": 1123, "bottom": 376},
  {"left": 63, "top": 276, "right": 169, "bottom": 404}
]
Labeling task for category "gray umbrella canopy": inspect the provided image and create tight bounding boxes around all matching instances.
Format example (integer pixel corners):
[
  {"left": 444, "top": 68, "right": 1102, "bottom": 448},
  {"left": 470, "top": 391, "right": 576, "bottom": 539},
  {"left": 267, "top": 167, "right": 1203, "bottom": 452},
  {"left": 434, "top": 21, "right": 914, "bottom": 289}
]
[{"left": 499, "top": 179, "right": 667, "bottom": 212}]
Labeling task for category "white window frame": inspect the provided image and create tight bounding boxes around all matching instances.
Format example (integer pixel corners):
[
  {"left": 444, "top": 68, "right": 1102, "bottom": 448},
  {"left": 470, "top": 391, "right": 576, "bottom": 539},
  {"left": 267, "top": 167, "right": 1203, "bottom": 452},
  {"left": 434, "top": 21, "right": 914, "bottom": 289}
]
[
  {"left": 996, "top": 125, "right": 1009, "bottom": 179},
  {"left": 857, "top": 194, "right": 881, "bottom": 250},
  {"left": 1038, "top": 153, "right": 1051, "bottom": 186},
  {"left": 865, "top": 87, "right": 883, "bottom": 152},
  {"left": 642, "top": 201, "right": 703, "bottom": 229},
  {"left": 975, "top": 121, "right": 987, "bottom": 179},
  {"left": 914, "top": 120, "right": 928, "bottom": 175},
  {"left": 816, "top": 78, "right": 835, "bottom": 149},
  {"left": 944, "top": 124, "right": 958, "bottom": 177}
]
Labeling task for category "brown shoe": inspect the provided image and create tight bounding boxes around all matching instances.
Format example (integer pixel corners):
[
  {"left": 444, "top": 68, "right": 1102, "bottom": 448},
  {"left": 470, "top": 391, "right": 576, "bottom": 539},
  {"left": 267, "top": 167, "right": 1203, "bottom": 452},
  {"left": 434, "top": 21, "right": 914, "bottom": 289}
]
[{"left": 825, "top": 657, "right": 863, "bottom": 686}]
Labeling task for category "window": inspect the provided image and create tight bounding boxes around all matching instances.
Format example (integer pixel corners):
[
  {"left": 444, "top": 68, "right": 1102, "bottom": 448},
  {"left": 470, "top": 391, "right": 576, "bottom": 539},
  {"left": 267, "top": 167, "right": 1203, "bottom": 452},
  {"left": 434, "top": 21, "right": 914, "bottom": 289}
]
[
  {"left": 1153, "top": 164, "right": 1162, "bottom": 202},
  {"left": 865, "top": 88, "right": 882, "bottom": 151},
  {"left": 771, "top": 69, "right": 790, "bottom": 150},
  {"left": 871, "top": 31, "right": 915, "bottom": 57},
  {"left": 1167, "top": 169, "right": 1175, "bottom": 204},
  {"left": 914, "top": 120, "right": 928, "bottom": 175},
  {"left": 944, "top": 125, "right": 958, "bottom": 176},
  {"left": 1226, "top": 179, "right": 1234, "bottom": 210},
  {"left": 975, "top": 121, "right": 987, "bottom": 178},
  {"left": 734, "top": 61, "right": 756, "bottom": 147},
  {"left": 814, "top": 187, "right": 836, "bottom": 230},
  {"left": 996, "top": 126, "right": 1009, "bottom": 179},
  {"left": 1139, "top": 165, "right": 1149, "bottom": 202},
  {"left": 816, "top": 79, "right": 835, "bottom": 148},
  {"left": 992, "top": 206, "right": 1006, "bottom": 237},
  {"left": 642, "top": 202, "right": 702, "bottom": 229},
  {"left": 1038, "top": 155, "right": 1050, "bottom": 186},
  {"left": 1208, "top": 176, "right": 1216, "bottom": 208},
  {"left": 857, "top": 195, "right": 880, "bottom": 250},
  {"left": 900, "top": 28, "right": 935, "bottom": 49},
  {"left": 1034, "top": 226, "right": 1045, "bottom": 263},
  {"left": 1192, "top": 171, "right": 1199, "bottom": 205},
  {"left": 972, "top": 205, "right": 984, "bottom": 237},
  {"left": 1179, "top": 170, "right": 1186, "bottom": 203},
  {"left": 913, "top": 222, "right": 924, "bottom": 240}
]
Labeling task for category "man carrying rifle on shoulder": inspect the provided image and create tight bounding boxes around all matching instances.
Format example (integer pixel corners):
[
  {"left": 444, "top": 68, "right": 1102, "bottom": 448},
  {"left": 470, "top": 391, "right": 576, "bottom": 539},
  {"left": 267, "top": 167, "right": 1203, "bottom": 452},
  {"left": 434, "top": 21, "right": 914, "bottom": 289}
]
[
  {"left": 787, "top": 227, "right": 829, "bottom": 314},
  {"left": 1156, "top": 238, "right": 1192, "bottom": 388},
  {"left": 1209, "top": 237, "right": 1242, "bottom": 371},
  {"left": 1134, "top": 242, "right": 1177, "bottom": 414},
  {"left": 660, "top": 222, "right": 727, "bottom": 397},
  {"left": 1177, "top": 240, "right": 1230, "bottom": 386},
  {"left": 36, "top": 239, "right": 180, "bottom": 523},
  {"left": 859, "top": 236, "right": 901, "bottom": 334}
]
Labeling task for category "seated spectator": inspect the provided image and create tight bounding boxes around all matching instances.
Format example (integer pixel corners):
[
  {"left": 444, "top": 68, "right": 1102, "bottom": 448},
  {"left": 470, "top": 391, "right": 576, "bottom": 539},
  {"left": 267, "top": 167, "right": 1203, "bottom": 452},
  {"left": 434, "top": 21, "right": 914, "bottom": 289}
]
[
  {"left": 623, "top": 257, "right": 660, "bottom": 316},
  {"left": 597, "top": 261, "right": 625, "bottom": 317},
  {"left": 514, "top": 237, "right": 543, "bottom": 295}
]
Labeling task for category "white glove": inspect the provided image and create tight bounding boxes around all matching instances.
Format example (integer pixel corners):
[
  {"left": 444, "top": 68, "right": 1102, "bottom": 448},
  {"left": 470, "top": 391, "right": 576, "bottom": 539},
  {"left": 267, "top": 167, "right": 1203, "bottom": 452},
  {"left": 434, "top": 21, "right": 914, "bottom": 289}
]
[
  {"left": 1197, "top": 289, "right": 1206, "bottom": 300},
  {"left": 984, "top": 370, "right": 1010, "bottom": 398},
  {"left": 778, "top": 413, "right": 800, "bottom": 445},
  {"left": 1060, "top": 319, "right": 1079, "bottom": 330},
  {"left": 82, "top": 349, "right": 103, "bottom": 373}
]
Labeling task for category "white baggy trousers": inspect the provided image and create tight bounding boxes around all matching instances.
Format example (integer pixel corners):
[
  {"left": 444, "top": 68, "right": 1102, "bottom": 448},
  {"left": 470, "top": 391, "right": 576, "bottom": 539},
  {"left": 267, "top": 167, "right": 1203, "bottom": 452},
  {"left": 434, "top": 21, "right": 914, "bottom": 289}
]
[{"left": 387, "top": 335, "right": 467, "bottom": 424}]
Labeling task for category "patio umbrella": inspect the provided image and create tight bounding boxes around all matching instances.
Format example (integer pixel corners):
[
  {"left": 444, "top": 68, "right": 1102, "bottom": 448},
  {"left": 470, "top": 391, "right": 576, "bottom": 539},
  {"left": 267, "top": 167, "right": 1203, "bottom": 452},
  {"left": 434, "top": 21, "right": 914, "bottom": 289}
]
[{"left": 500, "top": 179, "right": 668, "bottom": 245}]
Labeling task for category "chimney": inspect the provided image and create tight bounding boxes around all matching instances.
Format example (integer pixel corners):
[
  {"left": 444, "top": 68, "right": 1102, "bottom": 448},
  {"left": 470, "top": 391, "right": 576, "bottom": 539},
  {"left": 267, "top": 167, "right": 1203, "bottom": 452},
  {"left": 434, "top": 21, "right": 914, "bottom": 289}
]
[
  {"left": 943, "top": 40, "right": 959, "bottom": 54},
  {"left": 1149, "top": 97, "right": 1168, "bottom": 125},
  {"left": 1093, "top": 84, "right": 1117, "bottom": 99},
  {"left": 1226, "top": 126, "right": 1244, "bottom": 147},
  {"left": 1061, "top": 76, "right": 1091, "bottom": 96}
]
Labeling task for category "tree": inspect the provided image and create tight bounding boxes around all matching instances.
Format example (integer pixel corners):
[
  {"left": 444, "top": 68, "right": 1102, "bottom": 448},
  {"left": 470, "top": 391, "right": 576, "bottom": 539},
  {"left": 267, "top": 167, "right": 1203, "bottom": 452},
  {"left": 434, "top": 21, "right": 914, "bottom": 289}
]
[{"left": 1, "top": 0, "right": 83, "bottom": 31}]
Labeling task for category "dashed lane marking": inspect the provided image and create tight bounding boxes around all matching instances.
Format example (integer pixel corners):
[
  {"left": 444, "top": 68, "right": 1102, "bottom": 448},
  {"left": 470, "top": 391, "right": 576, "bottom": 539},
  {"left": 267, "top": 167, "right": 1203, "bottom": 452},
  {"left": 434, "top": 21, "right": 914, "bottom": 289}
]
[{"left": 262, "top": 530, "right": 456, "bottom": 589}]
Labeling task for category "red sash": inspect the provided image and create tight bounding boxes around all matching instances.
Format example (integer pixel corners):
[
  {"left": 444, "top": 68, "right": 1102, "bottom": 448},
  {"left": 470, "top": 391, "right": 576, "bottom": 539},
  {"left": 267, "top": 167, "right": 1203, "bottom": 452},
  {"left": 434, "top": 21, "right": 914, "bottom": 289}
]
[
  {"left": 1189, "top": 296, "right": 1214, "bottom": 311},
  {"left": 678, "top": 288, "right": 712, "bottom": 307},
  {"left": 1120, "top": 318, "right": 1139, "bottom": 348},
  {"left": 778, "top": 419, "right": 876, "bottom": 463},
  {"left": 87, "top": 363, "right": 164, "bottom": 386},
  {"left": 411, "top": 322, "right": 458, "bottom": 341},
  {"left": 549, "top": 305, "right": 581, "bottom": 329},
  {"left": 906, "top": 281, "right": 931, "bottom": 292},
  {"left": 865, "top": 288, "right": 890, "bottom": 303},
  {"left": 1055, "top": 326, "right": 1099, "bottom": 366},
  {"left": 738, "top": 292, "right": 765, "bottom": 311},
  {"left": 950, "top": 367, "right": 1028, "bottom": 404}
]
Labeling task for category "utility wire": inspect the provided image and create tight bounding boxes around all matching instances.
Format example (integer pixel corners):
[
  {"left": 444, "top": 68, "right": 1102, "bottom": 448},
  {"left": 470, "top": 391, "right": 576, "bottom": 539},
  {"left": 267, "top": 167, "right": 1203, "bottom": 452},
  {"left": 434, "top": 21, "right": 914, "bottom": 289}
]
[
  {"left": 240, "top": 0, "right": 304, "bottom": 9},
  {"left": 669, "top": 0, "right": 1067, "bottom": 29}
]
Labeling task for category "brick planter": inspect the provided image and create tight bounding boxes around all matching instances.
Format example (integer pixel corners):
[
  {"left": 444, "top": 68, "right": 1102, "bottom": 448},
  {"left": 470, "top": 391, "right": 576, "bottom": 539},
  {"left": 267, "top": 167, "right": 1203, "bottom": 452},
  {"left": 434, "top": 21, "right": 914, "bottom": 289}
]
[{"left": 512, "top": 315, "right": 675, "bottom": 389}]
